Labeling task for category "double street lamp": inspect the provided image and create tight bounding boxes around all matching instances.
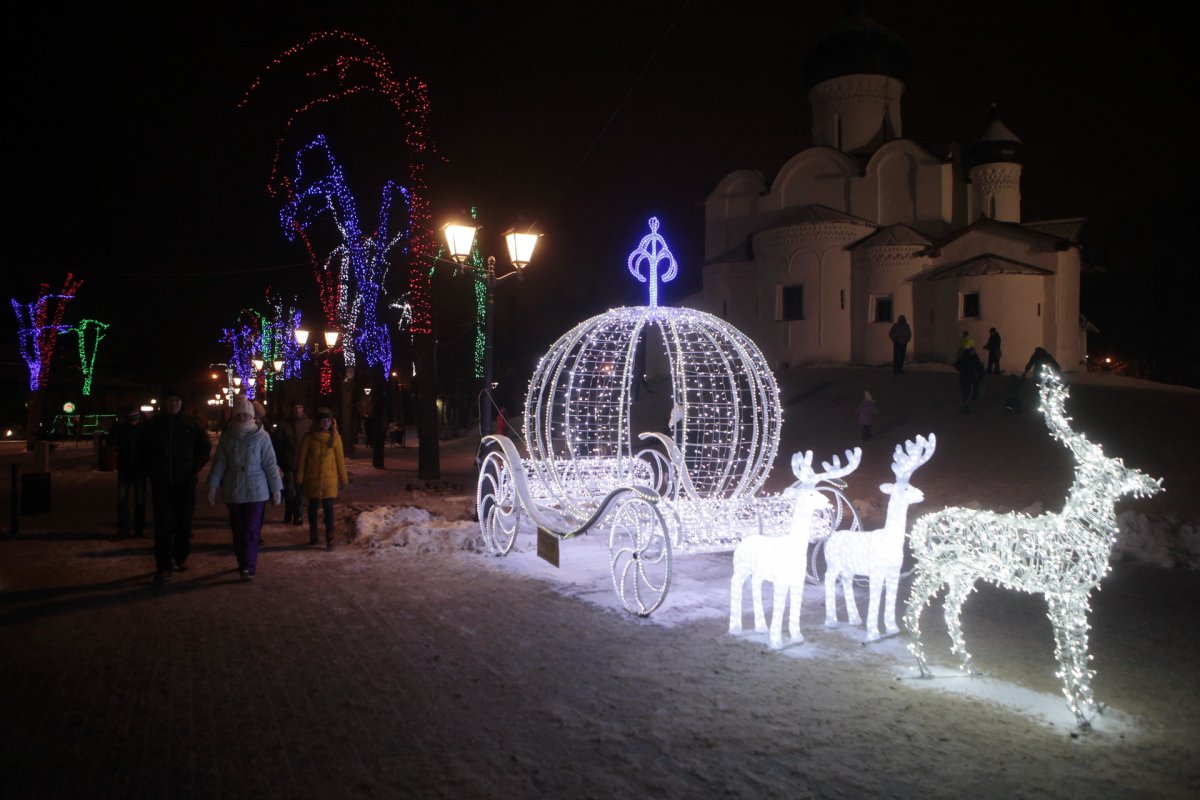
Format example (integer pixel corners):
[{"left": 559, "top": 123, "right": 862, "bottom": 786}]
[{"left": 441, "top": 224, "right": 541, "bottom": 436}]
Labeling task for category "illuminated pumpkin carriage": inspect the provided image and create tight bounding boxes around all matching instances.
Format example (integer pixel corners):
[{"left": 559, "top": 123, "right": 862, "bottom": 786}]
[{"left": 476, "top": 219, "right": 858, "bottom": 615}]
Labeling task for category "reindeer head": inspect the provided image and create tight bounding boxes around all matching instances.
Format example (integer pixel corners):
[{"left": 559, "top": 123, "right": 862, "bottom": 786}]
[
  {"left": 785, "top": 448, "right": 862, "bottom": 515},
  {"left": 1038, "top": 369, "right": 1164, "bottom": 502},
  {"left": 879, "top": 434, "right": 936, "bottom": 507}
]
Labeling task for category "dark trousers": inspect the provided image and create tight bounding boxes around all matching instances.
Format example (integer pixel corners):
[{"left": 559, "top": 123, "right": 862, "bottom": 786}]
[
  {"left": 283, "top": 472, "right": 303, "bottom": 522},
  {"left": 228, "top": 501, "right": 266, "bottom": 575},
  {"left": 308, "top": 498, "right": 335, "bottom": 541},
  {"left": 986, "top": 353, "right": 1001, "bottom": 373},
  {"left": 117, "top": 470, "right": 147, "bottom": 538},
  {"left": 892, "top": 342, "right": 906, "bottom": 373},
  {"left": 151, "top": 480, "right": 196, "bottom": 573}
]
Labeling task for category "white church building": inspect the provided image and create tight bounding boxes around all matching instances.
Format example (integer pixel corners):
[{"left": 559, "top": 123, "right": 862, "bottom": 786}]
[{"left": 688, "top": 11, "right": 1087, "bottom": 371}]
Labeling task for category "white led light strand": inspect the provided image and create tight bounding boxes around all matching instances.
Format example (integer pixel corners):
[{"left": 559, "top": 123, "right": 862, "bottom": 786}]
[{"left": 904, "top": 370, "right": 1163, "bottom": 728}]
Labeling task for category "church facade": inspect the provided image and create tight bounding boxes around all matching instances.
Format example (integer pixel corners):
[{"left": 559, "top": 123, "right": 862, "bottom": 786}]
[{"left": 688, "top": 12, "right": 1086, "bottom": 371}]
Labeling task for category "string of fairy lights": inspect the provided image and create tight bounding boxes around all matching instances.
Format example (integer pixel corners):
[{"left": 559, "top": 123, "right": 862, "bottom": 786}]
[{"left": 10, "top": 273, "right": 83, "bottom": 391}]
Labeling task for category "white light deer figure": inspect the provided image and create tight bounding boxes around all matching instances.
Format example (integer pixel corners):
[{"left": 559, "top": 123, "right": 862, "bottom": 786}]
[
  {"left": 824, "top": 434, "right": 936, "bottom": 641},
  {"left": 730, "top": 448, "right": 862, "bottom": 648},
  {"left": 904, "top": 370, "right": 1163, "bottom": 729}
]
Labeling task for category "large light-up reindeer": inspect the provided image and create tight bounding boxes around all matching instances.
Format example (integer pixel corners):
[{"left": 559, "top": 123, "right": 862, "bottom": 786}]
[
  {"left": 824, "top": 434, "right": 936, "bottom": 641},
  {"left": 904, "top": 370, "right": 1162, "bottom": 728},
  {"left": 730, "top": 448, "right": 862, "bottom": 648}
]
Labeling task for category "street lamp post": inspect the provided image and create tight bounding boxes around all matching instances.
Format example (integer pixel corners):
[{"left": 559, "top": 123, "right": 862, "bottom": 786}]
[
  {"left": 294, "top": 326, "right": 345, "bottom": 449},
  {"left": 442, "top": 223, "right": 541, "bottom": 437}
]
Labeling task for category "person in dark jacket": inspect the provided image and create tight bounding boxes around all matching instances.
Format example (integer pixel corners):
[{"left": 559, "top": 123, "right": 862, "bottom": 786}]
[
  {"left": 1023, "top": 347, "right": 1061, "bottom": 379},
  {"left": 277, "top": 402, "right": 312, "bottom": 525},
  {"left": 954, "top": 347, "right": 985, "bottom": 413},
  {"left": 983, "top": 328, "right": 1003, "bottom": 374},
  {"left": 888, "top": 315, "right": 911, "bottom": 374},
  {"left": 106, "top": 406, "right": 146, "bottom": 540},
  {"left": 139, "top": 388, "right": 211, "bottom": 584}
]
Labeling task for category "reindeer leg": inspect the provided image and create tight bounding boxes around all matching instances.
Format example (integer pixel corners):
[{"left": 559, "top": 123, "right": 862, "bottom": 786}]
[
  {"left": 824, "top": 567, "right": 839, "bottom": 627},
  {"left": 883, "top": 573, "right": 900, "bottom": 636},
  {"left": 769, "top": 581, "right": 785, "bottom": 648},
  {"left": 942, "top": 578, "right": 977, "bottom": 675},
  {"left": 1046, "top": 593, "right": 1097, "bottom": 730},
  {"left": 788, "top": 581, "right": 804, "bottom": 645},
  {"left": 752, "top": 578, "right": 767, "bottom": 633},
  {"left": 729, "top": 571, "right": 744, "bottom": 634},
  {"left": 842, "top": 571, "right": 862, "bottom": 627},
  {"left": 904, "top": 569, "right": 941, "bottom": 676},
  {"left": 865, "top": 575, "right": 881, "bottom": 641}
]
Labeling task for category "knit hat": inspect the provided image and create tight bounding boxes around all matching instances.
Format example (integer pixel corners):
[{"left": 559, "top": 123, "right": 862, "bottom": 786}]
[
  {"left": 316, "top": 407, "right": 334, "bottom": 420},
  {"left": 163, "top": 388, "right": 183, "bottom": 401},
  {"left": 252, "top": 401, "right": 266, "bottom": 420},
  {"left": 232, "top": 396, "right": 254, "bottom": 418}
]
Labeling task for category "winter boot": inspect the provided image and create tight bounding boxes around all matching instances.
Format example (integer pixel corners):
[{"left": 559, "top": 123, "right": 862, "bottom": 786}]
[
  {"left": 309, "top": 523, "right": 319, "bottom": 546},
  {"left": 325, "top": 528, "right": 335, "bottom": 551}
]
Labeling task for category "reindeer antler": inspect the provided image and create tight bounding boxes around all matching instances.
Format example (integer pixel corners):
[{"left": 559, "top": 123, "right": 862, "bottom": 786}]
[
  {"left": 891, "top": 434, "right": 936, "bottom": 485},
  {"left": 791, "top": 447, "right": 862, "bottom": 489}
]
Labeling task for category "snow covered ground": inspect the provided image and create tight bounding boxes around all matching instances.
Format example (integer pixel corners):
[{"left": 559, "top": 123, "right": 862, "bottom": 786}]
[{"left": 349, "top": 367, "right": 1200, "bottom": 743}]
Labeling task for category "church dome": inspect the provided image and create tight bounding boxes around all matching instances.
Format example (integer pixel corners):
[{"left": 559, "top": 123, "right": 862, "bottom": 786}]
[
  {"left": 968, "top": 113, "right": 1024, "bottom": 168},
  {"left": 802, "top": 12, "right": 910, "bottom": 90}
]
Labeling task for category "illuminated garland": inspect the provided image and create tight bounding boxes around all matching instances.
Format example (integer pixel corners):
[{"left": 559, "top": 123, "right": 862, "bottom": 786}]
[
  {"left": 240, "top": 31, "right": 435, "bottom": 337},
  {"left": 280, "top": 134, "right": 409, "bottom": 375},
  {"left": 905, "top": 370, "right": 1163, "bottom": 729},
  {"left": 627, "top": 217, "right": 678, "bottom": 308},
  {"left": 72, "top": 319, "right": 110, "bottom": 396},
  {"left": 10, "top": 273, "right": 83, "bottom": 391}
]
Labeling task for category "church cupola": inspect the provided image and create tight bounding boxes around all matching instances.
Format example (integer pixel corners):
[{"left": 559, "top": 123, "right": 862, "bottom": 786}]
[
  {"left": 802, "top": 8, "right": 909, "bottom": 156},
  {"left": 967, "top": 107, "right": 1024, "bottom": 222}
]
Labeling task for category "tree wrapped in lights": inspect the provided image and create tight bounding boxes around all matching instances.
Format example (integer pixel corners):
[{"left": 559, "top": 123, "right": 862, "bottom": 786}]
[
  {"left": 72, "top": 319, "right": 109, "bottom": 396},
  {"left": 10, "top": 273, "right": 83, "bottom": 391},
  {"left": 823, "top": 434, "right": 935, "bottom": 641},
  {"left": 904, "top": 370, "right": 1163, "bottom": 729},
  {"left": 280, "top": 134, "right": 409, "bottom": 375},
  {"left": 242, "top": 30, "right": 438, "bottom": 475}
]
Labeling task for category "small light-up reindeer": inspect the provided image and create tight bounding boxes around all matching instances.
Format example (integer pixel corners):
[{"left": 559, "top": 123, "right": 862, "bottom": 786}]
[
  {"left": 904, "top": 370, "right": 1163, "bottom": 728},
  {"left": 824, "top": 434, "right": 936, "bottom": 641},
  {"left": 730, "top": 448, "right": 862, "bottom": 648}
]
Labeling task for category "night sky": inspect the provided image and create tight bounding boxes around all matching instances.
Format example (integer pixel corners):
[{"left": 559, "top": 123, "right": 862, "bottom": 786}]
[{"left": 3, "top": 1, "right": 1195, "bottom": 399}]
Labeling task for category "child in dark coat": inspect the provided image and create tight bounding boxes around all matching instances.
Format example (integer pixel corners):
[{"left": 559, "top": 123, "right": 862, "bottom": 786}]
[{"left": 856, "top": 391, "right": 878, "bottom": 440}]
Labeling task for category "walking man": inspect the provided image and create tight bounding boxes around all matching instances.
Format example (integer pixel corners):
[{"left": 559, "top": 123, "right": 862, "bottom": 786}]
[
  {"left": 984, "top": 327, "right": 1003, "bottom": 374},
  {"left": 278, "top": 401, "right": 311, "bottom": 526},
  {"left": 139, "top": 388, "right": 211, "bottom": 584},
  {"left": 888, "top": 314, "right": 911, "bottom": 374},
  {"left": 106, "top": 406, "right": 147, "bottom": 540}
]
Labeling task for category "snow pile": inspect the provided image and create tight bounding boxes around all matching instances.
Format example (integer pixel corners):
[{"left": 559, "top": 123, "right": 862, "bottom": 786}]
[
  {"left": 1115, "top": 510, "right": 1200, "bottom": 570},
  {"left": 354, "top": 505, "right": 483, "bottom": 554}
]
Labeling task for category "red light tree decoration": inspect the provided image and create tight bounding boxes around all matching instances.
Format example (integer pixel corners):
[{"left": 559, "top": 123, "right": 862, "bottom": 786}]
[
  {"left": 11, "top": 273, "right": 83, "bottom": 391},
  {"left": 241, "top": 31, "right": 442, "bottom": 477}
]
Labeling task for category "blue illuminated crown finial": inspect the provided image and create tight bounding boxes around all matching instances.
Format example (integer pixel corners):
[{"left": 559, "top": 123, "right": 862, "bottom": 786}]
[{"left": 627, "top": 216, "right": 679, "bottom": 307}]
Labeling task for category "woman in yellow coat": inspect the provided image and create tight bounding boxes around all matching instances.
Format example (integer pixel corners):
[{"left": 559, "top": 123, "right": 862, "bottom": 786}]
[{"left": 296, "top": 407, "right": 349, "bottom": 550}]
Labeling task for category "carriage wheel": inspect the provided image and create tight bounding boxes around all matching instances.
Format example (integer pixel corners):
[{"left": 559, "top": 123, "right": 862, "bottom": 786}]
[
  {"left": 608, "top": 494, "right": 672, "bottom": 616},
  {"left": 477, "top": 451, "right": 520, "bottom": 556}
]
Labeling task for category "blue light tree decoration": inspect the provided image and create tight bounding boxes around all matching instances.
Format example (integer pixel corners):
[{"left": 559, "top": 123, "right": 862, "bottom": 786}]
[
  {"left": 280, "top": 134, "right": 412, "bottom": 376},
  {"left": 11, "top": 273, "right": 83, "bottom": 391},
  {"left": 626, "top": 216, "right": 678, "bottom": 307}
]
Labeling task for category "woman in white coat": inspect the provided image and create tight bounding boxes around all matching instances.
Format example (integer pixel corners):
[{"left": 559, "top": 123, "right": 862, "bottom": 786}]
[{"left": 207, "top": 395, "right": 283, "bottom": 579}]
